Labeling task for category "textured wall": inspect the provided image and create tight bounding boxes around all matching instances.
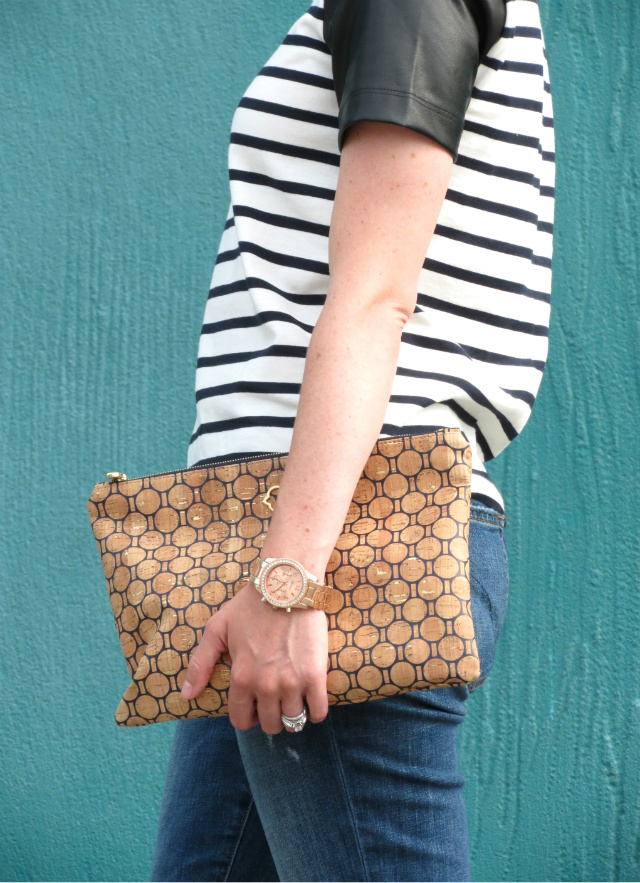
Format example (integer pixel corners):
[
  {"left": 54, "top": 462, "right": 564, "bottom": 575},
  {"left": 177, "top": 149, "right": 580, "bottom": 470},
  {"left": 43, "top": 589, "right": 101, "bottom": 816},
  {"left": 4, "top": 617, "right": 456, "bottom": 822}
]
[{"left": 1, "top": 1, "right": 638, "bottom": 881}]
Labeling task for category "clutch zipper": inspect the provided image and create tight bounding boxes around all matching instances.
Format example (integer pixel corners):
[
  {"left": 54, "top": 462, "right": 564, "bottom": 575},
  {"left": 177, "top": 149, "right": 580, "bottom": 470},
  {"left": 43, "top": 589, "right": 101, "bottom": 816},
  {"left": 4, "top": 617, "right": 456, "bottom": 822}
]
[
  {"left": 104, "top": 452, "right": 287, "bottom": 484},
  {"left": 103, "top": 427, "right": 458, "bottom": 484}
]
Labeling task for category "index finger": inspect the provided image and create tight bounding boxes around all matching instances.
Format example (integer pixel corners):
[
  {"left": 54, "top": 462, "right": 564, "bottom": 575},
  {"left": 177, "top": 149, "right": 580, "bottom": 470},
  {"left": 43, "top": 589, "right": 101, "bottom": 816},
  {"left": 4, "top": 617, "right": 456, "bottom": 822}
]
[{"left": 181, "top": 611, "right": 227, "bottom": 700}]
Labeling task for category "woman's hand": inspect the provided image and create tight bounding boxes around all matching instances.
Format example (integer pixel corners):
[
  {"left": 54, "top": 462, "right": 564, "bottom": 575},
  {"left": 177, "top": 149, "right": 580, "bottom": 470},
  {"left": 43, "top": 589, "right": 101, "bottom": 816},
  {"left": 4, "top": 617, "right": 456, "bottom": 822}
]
[{"left": 180, "top": 581, "right": 329, "bottom": 733}]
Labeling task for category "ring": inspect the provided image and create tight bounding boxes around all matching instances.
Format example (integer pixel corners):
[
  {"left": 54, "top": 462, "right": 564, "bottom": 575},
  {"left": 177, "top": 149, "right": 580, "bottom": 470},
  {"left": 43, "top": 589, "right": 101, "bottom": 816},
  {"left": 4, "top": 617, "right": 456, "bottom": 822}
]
[{"left": 281, "top": 707, "right": 307, "bottom": 732}]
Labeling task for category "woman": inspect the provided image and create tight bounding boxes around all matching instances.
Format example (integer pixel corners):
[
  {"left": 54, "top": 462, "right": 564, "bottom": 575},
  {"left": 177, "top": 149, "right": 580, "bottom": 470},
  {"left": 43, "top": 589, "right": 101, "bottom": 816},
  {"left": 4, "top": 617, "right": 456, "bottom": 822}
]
[{"left": 152, "top": 0, "right": 554, "bottom": 879}]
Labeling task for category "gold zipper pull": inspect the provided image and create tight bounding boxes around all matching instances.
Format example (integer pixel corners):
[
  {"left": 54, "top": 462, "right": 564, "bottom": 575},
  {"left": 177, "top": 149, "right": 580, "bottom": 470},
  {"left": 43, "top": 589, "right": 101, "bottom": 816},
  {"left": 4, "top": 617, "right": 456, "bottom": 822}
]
[
  {"left": 106, "top": 472, "right": 128, "bottom": 483},
  {"left": 262, "top": 484, "right": 280, "bottom": 512}
]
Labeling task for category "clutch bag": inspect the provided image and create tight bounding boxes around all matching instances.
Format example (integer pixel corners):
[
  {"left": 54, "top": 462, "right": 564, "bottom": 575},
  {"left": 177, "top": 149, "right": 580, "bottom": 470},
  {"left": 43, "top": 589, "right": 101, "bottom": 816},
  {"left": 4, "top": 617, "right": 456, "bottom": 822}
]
[{"left": 86, "top": 427, "right": 480, "bottom": 727}]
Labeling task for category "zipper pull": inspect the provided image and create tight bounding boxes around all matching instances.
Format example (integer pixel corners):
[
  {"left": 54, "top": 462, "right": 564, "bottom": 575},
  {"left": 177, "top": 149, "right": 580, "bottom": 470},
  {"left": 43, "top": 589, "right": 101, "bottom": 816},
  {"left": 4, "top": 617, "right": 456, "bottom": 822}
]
[{"left": 106, "top": 472, "right": 128, "bottom": 483}]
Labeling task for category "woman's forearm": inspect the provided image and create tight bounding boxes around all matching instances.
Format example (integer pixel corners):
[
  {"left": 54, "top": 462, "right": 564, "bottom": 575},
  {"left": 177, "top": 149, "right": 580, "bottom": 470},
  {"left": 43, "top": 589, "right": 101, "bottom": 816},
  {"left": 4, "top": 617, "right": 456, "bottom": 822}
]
[
  {"left": 260, "top": 295, "right": 408, "bottom": 578},
  {"left": 260, "top": 121, "right": 454, "bottom": 580}
]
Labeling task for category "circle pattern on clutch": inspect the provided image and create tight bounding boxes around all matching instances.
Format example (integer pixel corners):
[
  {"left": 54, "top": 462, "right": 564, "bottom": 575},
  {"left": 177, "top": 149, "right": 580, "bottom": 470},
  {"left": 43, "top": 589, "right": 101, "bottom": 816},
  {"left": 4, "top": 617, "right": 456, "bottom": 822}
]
[{"left": 87, "top": 428, "right": 480, "bottom": 727}]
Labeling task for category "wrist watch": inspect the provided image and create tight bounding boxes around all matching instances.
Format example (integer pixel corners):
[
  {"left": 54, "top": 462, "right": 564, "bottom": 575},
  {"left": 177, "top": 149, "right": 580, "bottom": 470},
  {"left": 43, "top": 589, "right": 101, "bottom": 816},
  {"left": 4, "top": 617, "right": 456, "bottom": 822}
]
[{"left": 248, "top": 556, "right": 332, "bottom": 612}]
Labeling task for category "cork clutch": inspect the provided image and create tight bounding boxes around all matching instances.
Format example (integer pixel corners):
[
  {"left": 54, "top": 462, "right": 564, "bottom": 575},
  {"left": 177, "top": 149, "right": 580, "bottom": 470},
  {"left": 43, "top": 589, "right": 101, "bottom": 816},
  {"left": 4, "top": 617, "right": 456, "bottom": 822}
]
[{"left": 87, "top": 427, "right": 480, "bottom": 727}]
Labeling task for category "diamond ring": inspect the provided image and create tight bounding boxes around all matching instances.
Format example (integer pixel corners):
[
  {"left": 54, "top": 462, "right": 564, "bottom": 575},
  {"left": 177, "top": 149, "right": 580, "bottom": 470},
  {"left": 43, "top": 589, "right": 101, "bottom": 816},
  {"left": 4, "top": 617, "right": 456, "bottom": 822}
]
[{"left": 281, "top": 707, "right": 307, "bottom": 732}]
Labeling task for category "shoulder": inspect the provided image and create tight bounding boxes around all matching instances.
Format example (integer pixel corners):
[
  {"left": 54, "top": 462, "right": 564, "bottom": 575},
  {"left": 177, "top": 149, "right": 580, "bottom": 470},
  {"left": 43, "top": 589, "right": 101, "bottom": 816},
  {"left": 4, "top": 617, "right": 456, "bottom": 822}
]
[{"left": 322, "top": 0, "right": 507, "bottom": 157}]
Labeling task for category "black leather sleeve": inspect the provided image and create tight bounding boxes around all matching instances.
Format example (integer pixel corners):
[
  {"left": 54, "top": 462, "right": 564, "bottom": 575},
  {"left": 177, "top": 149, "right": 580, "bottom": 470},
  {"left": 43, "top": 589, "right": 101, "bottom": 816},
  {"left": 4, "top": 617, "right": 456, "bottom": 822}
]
[{"left": 323, "top": 0, "right": 507, "bottom": 158}]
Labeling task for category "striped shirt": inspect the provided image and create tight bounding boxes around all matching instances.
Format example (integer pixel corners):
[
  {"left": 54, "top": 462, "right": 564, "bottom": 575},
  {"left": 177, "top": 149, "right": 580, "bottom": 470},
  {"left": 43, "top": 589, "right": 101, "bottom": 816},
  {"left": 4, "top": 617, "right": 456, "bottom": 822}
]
[{"left": 186, "top": 0, "right": 555, "bottom": 519}]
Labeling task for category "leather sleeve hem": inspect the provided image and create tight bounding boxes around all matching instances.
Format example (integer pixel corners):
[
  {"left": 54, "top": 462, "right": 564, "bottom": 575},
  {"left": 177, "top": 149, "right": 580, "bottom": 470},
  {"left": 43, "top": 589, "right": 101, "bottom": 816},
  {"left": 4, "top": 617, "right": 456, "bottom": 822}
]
[
  {"left": 338, "top": 87, "right": 462, "bottom": 158},
  {"left": 324, "top": 0, "right": 508, "bottom": 162}
]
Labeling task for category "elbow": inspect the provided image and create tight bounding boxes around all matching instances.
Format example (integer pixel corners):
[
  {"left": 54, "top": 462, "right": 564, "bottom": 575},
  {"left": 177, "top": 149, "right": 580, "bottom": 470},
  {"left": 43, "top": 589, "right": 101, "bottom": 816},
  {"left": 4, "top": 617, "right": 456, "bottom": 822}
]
[
  {"left": 367, "top": 285, "right": 418, "bottom": 327},
  {"left": 393, "top": 296, "right": 418, "bottom": 326},
  {"left": 325, "top": 278, "right": 418, "bottom": 328}
]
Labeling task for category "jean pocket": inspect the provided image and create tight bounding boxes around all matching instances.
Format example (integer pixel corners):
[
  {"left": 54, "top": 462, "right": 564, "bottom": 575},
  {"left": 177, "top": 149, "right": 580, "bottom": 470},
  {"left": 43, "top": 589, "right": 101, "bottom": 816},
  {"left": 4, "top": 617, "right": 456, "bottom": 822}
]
[{"left": 467, "top": 521, "right": 509, "bottom": 691}]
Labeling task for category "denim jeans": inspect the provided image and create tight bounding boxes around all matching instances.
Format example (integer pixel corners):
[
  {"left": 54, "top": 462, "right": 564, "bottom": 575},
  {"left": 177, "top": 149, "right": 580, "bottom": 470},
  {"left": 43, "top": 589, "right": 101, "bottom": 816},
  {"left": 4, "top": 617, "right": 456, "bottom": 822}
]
[{"left": 151, "top": 499, "right": 509, "bottom": 882}]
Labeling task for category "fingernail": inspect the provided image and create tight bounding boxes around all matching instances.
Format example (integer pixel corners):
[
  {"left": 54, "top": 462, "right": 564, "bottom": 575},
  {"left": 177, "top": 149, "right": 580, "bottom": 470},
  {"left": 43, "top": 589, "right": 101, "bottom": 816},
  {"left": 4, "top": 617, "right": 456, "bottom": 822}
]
[{"left": 181, "top": 680, "right": 194, "bottom": 699}]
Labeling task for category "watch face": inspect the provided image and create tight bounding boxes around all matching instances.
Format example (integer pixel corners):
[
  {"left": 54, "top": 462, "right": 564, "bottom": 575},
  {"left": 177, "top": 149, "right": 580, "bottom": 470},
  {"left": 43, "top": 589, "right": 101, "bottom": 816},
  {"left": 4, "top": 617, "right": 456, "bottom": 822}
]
[{"left": 263, "top": 561, "right": 306, "bottom": 607}]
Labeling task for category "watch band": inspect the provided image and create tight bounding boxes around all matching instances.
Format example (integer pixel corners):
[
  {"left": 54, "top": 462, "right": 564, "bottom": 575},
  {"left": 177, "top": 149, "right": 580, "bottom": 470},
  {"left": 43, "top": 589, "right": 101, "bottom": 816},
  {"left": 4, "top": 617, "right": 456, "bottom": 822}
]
[{"left": 248, "top": 556, "right": 332, "bottom": 612}]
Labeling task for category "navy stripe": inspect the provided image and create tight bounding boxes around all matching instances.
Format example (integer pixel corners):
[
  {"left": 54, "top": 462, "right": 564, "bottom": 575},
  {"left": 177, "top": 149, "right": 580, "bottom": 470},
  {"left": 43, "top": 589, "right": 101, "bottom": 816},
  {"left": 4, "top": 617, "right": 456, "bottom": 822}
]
[
  {"left": 416, "top": 291, "right": 549, "bottom": 336},
  {"left": 238, "top": 96, "right": 338, "bottom": 129},
  {"left": 472, "top": 87, "right": 543, "bottom": 113},
  {"left": 537, "top": 220, "right": 553, "bottom": 234},
  {"left": 387, "top": 393, "right": 431, "bottom": 409},
  {"left": 223, "top": 216, "right": 234, "bottom": 231},
  {"left": 434, "top": 222, "right": 542, "bottom": 262},
  {"left": 464, "top": 119, "right": 541, "bottom": 150},
  {"left": 259, "top": 65, "right": 333, "bottom": 91},
  {"left": 195, "top": 380, "right": 301, "bottom": 403},
  {"left": 501, "top": 387, "right": 535, "bottom": 407},
  {"left": 197, "top": 343, "right": 308, "bottom": 370},
  {"left": 445, "top": 188, "right": 539, "bottom": 225},
  {"left": 483, "top": 57, "right": 544, "bottom": 76},
  {"left": 190, "top": 415, "right": 296, "bottom": 444},
  {"left": 502, "top": 26, "right": 542, "bottom": 39},
  {"left": 229, "top": 169, "right": 335, "bottom": 201},
  {"left": 230, "top": 132, "right": 340, "bottom": 167},
  {"left": 215, "top": 247, "right": 240, "bottom": 265},
  {"left": 233, "top": 204, "right": 329, "bottom": 237},
  {"left": 307, "top": 5, "right": 324, "bottom": 21},
  {"left": 201, "top": 310, "right": 314, "bottom": 337},
  {"left": 238, "top": 240, "right": 329, "bottom": 275},
  {"left": 283, "top": 34, "right": 330, "bottom": 54},
  {"left": 399, "top": 335, "right": 546, "bottom": 370},
  {"left": 208, "top": 279, "right": 249, "bottom": 300},
  {"left": 242, "top": 276, "right": 326, "bottom": 306},
  {"left": 455, "top": 152, "right": 541, "bottom": 189},
  {"left": 470, "top": 492, "right": 505, "bottom": 516},
  {"left": 424, "top": 257, "right": 550, "bottom": 303}
]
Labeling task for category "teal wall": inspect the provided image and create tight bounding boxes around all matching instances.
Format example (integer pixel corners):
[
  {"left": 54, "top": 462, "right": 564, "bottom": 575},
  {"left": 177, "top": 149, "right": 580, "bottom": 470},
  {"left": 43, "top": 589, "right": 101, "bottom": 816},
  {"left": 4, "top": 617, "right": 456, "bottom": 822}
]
[{"left": 2, "top": 1, "right": 638, "bottom": 880}]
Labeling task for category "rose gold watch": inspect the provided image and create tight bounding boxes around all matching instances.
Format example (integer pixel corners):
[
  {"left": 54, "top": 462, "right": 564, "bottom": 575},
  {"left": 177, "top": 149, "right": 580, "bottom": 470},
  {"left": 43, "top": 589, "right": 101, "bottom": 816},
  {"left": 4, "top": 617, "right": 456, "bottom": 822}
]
[{"left": 248, "top": 556, "right": 332, "bottom": 612}]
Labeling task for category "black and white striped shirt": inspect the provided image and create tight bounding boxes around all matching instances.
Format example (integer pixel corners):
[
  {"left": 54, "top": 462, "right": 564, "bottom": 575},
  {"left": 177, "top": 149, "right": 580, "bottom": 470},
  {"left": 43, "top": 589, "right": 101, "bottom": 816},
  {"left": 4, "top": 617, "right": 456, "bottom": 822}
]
[{"left": 187, "top": 0, "right": 555, "bottom": 518}]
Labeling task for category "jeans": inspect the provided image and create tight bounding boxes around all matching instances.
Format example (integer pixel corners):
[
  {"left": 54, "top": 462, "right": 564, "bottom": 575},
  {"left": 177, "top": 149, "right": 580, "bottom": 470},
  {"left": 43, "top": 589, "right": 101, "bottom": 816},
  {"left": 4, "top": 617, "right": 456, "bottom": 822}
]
[{"left": 151, "top": 499, "right": 509, "bottom": 882}]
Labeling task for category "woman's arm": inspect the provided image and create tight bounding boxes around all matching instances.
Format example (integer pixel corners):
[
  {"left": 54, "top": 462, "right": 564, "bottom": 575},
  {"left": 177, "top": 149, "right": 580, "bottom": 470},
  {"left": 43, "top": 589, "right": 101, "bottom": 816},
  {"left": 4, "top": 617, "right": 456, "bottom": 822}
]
[
  {"left": 181, "top": 120, "right": 453, "bottom": 732},
  {"left": 260, "top": 120, "right": 453, "bottom": 580}
]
